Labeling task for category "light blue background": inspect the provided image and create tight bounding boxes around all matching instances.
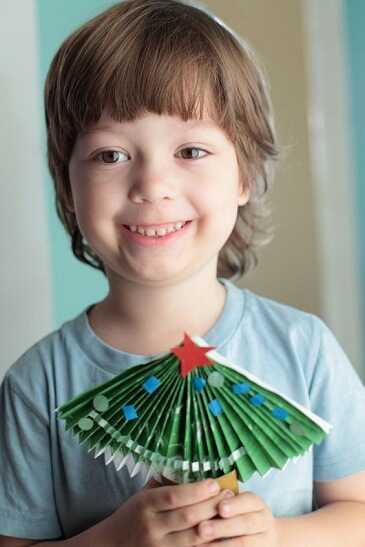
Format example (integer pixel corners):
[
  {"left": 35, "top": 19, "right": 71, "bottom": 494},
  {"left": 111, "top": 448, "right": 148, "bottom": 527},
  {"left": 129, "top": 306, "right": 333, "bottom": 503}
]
[{"left": 35, "top": 1, "right": 116, "bottom": 327}]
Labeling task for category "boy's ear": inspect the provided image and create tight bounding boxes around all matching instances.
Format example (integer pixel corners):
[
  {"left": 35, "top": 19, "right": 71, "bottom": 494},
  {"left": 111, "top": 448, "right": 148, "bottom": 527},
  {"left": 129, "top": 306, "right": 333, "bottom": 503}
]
[{"left": 238, "top": 184, "right": 250, "bottom": 207}]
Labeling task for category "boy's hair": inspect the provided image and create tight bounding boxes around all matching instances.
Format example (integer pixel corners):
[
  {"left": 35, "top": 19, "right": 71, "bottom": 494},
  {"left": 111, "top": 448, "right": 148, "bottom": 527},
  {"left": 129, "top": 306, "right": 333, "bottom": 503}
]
[{"left": 44, "top": 0, "right": 279, "bottom": 282}]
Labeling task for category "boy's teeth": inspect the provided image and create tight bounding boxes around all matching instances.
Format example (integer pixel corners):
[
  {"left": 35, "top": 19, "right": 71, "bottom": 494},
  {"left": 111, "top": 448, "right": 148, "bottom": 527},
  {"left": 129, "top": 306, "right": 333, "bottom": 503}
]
[{"left": 128, "top": 221, "right": 187, "bottom": 237}]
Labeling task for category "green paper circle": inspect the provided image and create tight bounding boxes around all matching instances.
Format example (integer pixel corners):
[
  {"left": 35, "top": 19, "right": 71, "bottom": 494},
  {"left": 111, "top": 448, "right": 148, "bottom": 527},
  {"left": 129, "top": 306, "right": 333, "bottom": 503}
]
[
  {"left": 208, "top": 371, "right": 224, "bottom": 388},
  {"left": 78, "top": 417, "right": 94, "bottom": 431},
  {"left": 290, "top": 422, "right": 306, "bottom": 436},
  {"left": 93, "top": 394, "right": 109, "bottom": 412}
]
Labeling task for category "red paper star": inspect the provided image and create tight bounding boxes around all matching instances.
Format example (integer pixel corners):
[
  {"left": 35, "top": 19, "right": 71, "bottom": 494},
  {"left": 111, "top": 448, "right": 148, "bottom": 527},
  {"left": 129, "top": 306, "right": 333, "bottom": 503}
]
[{"left": 170, "top": 332, "right": 216, "bottom": 378}]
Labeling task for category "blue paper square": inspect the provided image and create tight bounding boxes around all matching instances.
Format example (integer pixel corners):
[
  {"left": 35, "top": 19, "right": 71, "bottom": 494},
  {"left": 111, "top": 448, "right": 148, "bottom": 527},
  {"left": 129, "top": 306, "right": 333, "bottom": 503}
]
[
  {"left": 250, "top": 394, "right": 265, "bottom": 407},
  {"left": 272, "top": 407, "right": 289, "bottom": 420},
  {"left": 122, "top": 404, "right": 138, "bottom": 421},
  {"left": 193, "top": 377, "right": 206, "bottom": 393},
  {"left": 143, "top": 376, "right": 161, "bottom": 394},
  {"left": 208, "top": 399, "right": 223, "bottom": 416},
  {"left": 232, "top": 383, "right": 250, "bottom": 395}
]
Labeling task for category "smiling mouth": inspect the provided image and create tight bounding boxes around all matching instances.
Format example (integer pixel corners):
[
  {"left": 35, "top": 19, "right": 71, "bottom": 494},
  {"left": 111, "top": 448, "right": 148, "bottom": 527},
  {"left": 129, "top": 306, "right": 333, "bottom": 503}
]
[
  {"left": 123, "top": 220, "right": 192, "bottom": 229},
  {"left": 121, "top": 220, "right": 193, "bottom": 243},
  {"left": 123, "top": 220, "right": 193, "bottom": 233}
]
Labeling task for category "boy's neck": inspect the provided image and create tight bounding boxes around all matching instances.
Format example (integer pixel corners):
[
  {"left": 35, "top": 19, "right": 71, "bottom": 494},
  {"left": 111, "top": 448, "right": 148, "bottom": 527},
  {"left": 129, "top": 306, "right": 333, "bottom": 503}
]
[{"left": 87, "top": 278, "right": 227, "bottom": 356}]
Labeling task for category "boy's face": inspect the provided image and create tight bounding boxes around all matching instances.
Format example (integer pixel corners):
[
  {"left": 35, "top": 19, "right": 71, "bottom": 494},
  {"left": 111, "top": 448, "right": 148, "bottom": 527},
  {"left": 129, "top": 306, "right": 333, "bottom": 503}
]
[{"left": 68, "top": 109, "right": 249, "bottom": 286}]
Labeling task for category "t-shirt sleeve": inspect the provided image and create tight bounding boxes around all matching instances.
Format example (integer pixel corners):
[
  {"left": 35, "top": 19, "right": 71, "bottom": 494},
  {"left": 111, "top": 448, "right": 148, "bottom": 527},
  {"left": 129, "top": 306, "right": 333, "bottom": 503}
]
[
  {"left": 309, "top": 317, "right": 365, "bottom": 481},
  {"left": 0, "top": 371, "right": 63, "bottom": 540}
]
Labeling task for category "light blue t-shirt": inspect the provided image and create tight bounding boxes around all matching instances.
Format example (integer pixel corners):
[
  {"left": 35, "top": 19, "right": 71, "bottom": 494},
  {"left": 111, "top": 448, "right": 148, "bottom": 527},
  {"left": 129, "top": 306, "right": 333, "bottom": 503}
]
[{"left": 1, "top": 277, "right": 365, "bottom": 540}]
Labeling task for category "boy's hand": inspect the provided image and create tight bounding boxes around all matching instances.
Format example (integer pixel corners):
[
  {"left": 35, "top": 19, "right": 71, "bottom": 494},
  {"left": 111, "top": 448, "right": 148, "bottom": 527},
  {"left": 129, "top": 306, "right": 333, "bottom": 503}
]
[
  {"left": 105, "top": 478, "right": 233, "bottom": 547},
  {"left": 197, "top": 491, "right": 279, "bottom": 547}
]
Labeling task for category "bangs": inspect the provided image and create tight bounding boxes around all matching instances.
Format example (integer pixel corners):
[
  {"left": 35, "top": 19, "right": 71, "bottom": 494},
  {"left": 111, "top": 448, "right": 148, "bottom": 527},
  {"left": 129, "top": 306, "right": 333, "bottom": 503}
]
[
  {"left": 55, "top": 1, "right": 235, "bottom": 148},
  {"left": 95, "top": 54, "right": 225, "bottom": 129}
]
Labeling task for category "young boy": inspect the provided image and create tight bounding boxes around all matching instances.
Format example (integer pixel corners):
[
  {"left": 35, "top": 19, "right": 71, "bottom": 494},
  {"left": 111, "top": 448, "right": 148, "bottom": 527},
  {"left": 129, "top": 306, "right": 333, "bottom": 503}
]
[{"left": 1, "top": 1, "right": 365, "bottom": 546}]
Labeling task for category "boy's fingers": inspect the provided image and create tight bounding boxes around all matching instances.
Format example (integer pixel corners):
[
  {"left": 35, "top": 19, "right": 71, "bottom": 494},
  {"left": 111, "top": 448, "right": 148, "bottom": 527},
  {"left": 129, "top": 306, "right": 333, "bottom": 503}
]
[
  {"left": 167, "top": 524, "right": 217, "bottom": 547},
  {"left": 146, "top": 479, "right": 221, "bottom": 512},
  {"left": 159, "top": 489, "right": 233, "bottom": 533}
]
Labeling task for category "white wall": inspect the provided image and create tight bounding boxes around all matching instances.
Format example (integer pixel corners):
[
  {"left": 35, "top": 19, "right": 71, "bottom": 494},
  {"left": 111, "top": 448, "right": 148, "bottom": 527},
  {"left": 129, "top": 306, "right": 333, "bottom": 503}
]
[{"left": 0, "top": 0, "right": 53, "bottom": 381}]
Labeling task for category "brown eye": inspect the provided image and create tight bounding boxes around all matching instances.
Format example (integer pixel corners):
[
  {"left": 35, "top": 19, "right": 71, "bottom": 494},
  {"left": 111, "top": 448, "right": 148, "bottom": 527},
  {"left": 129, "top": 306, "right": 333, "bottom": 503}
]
[
  {"left": 95, "top": 150, "right": 124, "bottom": 163},
  {"left": 178, "top": 147, "right": 208, "bottom": 160}
]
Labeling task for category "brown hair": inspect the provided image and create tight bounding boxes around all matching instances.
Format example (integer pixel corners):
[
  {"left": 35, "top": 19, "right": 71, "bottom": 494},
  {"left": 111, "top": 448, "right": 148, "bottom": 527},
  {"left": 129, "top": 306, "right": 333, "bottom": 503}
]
[{"left": 44, "top": 0, "right": 279, "bottom": 282}]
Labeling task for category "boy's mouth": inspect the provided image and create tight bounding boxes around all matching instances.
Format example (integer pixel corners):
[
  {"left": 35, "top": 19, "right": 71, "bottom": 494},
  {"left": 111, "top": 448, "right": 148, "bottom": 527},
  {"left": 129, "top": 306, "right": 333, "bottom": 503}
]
[
  {"left": 121, "top": 220, "right": 193, "bottom": 245},
  {"left": 123, "top": 220, "right": 192, "bottom": 234}
]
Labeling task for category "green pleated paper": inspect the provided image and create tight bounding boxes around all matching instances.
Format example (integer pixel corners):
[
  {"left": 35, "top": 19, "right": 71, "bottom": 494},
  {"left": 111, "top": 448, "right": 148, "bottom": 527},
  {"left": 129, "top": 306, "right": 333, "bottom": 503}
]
[{"left": 55, "top": 336, "right": 332, "bottom": 483}]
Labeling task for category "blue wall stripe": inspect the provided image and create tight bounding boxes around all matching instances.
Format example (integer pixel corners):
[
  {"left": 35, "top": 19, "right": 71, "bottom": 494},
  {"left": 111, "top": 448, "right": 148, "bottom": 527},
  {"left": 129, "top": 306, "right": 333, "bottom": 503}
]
[
  {"left": 342, "top": 1, "right": 365, "bottom": 334},
  {"left": 34, "top": 1, "right": 116, "bottom": 328}
]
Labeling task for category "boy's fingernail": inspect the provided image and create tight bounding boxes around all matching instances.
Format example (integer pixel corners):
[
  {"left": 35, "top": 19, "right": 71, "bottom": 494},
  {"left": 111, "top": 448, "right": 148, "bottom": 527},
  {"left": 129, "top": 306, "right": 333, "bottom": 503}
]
[
  {"left": 207, "top": 479, "right": 220, "bottom": 493},
  {"left": 223, "top": 489, "right": 234, "bottom": 498}
]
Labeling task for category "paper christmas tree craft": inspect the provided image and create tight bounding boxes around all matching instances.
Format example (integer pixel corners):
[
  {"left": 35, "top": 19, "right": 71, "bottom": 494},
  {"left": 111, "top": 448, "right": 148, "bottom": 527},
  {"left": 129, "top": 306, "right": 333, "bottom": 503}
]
[{"left": 55, "top": 333, "right": 332, "bottom": 489}]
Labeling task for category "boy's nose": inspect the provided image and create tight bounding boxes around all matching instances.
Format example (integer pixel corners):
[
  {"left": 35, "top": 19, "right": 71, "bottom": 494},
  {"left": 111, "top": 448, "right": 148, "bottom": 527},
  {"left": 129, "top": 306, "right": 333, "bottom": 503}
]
[{"left": 128, "top": 172, "right": 179, "bottom": 204}]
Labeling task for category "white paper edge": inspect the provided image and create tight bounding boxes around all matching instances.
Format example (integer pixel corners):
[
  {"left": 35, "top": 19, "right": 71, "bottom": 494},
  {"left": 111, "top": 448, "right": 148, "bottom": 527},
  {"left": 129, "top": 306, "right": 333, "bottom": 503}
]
[{"left": 190, "top": 335, "right": 333, "bottom": 434}]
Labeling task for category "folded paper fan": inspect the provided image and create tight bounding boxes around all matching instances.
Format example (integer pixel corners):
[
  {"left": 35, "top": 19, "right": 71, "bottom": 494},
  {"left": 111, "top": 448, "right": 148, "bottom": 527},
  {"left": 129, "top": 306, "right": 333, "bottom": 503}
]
[{"left": 55, "top": 333, "right": 332, "bottom": 487}]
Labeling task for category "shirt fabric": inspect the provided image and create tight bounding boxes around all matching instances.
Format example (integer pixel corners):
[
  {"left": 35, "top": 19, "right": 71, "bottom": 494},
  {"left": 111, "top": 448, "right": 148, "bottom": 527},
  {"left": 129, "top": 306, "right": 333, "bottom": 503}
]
[{"left": 1, "top": 277, "right": 365, "bottom": 540}]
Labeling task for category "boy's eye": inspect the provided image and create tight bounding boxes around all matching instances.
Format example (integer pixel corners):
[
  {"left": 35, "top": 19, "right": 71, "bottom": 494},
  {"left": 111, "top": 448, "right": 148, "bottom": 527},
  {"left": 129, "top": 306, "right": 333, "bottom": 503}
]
[
  {"left": 93, "top": 147, "right": 209, "bottom": 164},
  {"left": 178, "top": 147, "right": 209, "bottom": 160},
  {"left": 94, "top": 150, "right": 126, "bottom": 164}
]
